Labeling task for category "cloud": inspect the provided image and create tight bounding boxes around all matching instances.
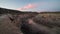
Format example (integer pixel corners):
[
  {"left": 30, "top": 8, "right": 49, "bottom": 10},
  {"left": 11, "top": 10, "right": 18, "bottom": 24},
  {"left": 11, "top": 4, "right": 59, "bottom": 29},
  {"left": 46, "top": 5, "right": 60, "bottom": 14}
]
[{"left": 17, "top": 3, "right": 37, "bottom": 10}]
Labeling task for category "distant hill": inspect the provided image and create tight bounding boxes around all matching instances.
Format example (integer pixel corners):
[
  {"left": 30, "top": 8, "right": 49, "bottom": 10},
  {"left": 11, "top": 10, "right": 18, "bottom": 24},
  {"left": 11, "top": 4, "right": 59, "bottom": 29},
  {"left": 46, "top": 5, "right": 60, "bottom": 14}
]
[{"left": 0, "top": 8, "right": 38, "bottom": 15}]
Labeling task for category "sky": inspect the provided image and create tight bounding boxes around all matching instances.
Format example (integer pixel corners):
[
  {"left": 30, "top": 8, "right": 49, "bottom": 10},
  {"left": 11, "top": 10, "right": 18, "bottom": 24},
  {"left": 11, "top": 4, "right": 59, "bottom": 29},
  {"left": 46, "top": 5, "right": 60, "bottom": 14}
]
[{"left": 0, "top": 0, "right": 60, "bottom": 12}]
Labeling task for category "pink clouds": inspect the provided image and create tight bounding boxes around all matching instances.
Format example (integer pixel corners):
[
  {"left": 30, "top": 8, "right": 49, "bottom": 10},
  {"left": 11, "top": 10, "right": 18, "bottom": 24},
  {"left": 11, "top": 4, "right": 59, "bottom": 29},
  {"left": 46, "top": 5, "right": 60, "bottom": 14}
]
[{"left": 17, "top": 4, "right": 37, "bottom": 10}]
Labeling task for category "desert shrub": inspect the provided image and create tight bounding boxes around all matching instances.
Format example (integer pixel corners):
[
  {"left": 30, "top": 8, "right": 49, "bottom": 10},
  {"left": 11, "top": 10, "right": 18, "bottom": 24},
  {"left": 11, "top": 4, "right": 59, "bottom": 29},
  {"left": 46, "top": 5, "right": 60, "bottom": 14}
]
[{"left": 0, "top": 14, "right": 22, "bottom": 34}]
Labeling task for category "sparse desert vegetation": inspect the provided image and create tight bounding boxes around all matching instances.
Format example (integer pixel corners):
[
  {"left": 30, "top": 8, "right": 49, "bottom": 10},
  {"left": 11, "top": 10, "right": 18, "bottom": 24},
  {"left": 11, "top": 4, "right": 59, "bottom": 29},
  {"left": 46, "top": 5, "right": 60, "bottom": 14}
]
[{"left": 0, "top": 8, "right": 60, "bottom": 34}]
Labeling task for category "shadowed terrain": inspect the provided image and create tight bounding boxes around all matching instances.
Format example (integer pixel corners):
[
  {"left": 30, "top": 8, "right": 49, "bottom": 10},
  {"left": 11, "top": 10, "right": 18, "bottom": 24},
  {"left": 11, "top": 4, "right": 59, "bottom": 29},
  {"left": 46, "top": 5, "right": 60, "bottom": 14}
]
[{"left": 0, "top": 8, "right": 60, "bottom": 34}]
